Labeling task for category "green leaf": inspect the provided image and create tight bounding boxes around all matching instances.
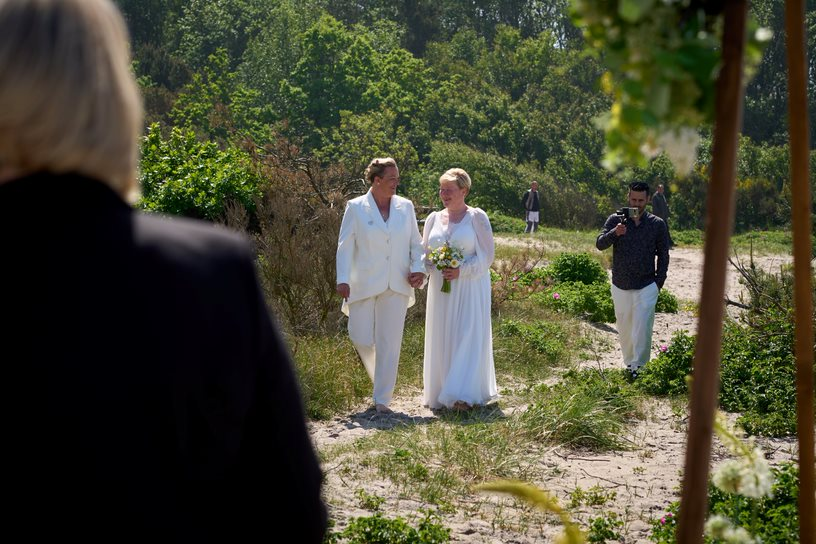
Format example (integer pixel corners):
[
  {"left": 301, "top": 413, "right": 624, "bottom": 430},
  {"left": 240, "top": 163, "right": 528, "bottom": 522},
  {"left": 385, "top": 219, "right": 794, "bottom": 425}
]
[
  {"left": 618, "top": 0, "right": 655, "bottom": 23},
  {"left": 647, "top": 82, "right": 671, "bottom": 117}
]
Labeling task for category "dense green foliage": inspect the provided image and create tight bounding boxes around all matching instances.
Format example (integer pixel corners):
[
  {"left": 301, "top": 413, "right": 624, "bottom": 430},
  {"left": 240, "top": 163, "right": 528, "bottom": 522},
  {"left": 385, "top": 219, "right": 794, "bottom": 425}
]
[
  {"left": 121, "top": 0, "right": 814, "bottom": 231},
  {"left": 536, "top": 281, "right": 616, "bottom": 323},
  {"left": 545, "top": 251, "right": 608, "bottom": 285},
  {"left": 139, "top": 123, "right": 261, "bottom": 220},
  {"left": 649, "top": 462, "right": 800, "bottom": 543},
  {"left": 636, "top": 261, "right": 809, "bottom": 437},
  {"left": 523, "top": 251, "right": 677, "bottom": 323},
  {"left": 636, "top": 330, "right": 695, "bottom": 397},
  {"left": 496, "top": 319, "right": 569, "bottom": 365},
  {"left": 325, "top": 510, "right": 451, "bottom": 544}
]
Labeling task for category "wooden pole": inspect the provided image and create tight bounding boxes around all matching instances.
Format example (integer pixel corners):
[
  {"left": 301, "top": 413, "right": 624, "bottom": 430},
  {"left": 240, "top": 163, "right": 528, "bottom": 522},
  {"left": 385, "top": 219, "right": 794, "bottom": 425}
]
[
  {"left": 675, "top": 1, "right": 747, "bottom": 542},
  {"left": 784, "top": 1, "right": 815, "bottom": 542}
]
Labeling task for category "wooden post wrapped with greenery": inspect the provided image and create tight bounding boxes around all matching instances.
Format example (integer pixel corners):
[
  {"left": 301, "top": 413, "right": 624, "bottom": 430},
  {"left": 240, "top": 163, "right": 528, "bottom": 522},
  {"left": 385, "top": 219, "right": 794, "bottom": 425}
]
[{"left": 784, "top": 0, "right": 815, "bottom": 542}]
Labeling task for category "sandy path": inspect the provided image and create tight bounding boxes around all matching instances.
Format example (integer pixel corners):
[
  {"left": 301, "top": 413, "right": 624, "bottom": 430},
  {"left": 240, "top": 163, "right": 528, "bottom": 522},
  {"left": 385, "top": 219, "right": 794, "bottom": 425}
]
[{"left": 310, "top": 243, "right": 796, "bottom": 543}]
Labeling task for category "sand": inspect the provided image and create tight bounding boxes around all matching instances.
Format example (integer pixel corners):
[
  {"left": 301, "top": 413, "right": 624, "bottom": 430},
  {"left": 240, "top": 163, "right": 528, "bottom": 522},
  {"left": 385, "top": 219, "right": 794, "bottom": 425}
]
[{"left": 310, "top": 243, "right": 797, "bottom": 543}]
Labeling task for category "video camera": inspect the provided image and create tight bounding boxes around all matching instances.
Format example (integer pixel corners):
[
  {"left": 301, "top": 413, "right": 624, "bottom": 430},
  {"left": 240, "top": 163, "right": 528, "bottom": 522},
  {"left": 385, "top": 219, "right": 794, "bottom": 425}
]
[{"left": 615, "top": 207, "right": 641, "bottom": 222}]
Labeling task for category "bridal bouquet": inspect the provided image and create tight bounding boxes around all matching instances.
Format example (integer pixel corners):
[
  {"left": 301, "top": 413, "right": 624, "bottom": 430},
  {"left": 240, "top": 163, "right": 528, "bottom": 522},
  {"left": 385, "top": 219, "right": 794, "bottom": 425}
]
[{"left": 428, "top": 242, "right": 464, "bottom": 294}]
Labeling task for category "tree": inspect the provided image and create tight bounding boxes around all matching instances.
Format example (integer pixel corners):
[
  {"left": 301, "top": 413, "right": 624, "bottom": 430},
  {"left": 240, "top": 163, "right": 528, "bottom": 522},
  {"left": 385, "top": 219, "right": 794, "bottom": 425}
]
[{"left": 742, "top": 0, "right": 816, "bottom": 145}]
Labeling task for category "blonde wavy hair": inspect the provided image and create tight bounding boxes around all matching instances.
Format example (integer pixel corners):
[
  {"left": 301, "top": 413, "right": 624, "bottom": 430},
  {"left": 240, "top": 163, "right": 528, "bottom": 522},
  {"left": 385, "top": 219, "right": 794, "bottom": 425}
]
[
  {"left": 0, "top": 0, "right": 143, "bottom": 199},
  {"left": 439, "top": 168, "right": 472, "bottom": 191}
]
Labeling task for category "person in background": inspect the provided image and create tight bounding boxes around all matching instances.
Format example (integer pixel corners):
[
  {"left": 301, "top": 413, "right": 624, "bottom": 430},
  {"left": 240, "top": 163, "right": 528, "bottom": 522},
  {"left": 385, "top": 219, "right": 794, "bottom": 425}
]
[
  {"left": 596, "top": 182, "right": 670, "bottom": 380},
  {"left": 651, "top": 183, "right": 675, "bottom": 249},
  {"left": 422, "top": 168, "right": 498, "bottom": 411},
  {"left": 336, "top": 157, "right": 426, "bottom": 414},
  {"left": 0, "top": 0, "right": 326, "bottom": 540},
  {"left": 522, "top": 180, "right": 541, "bottom": 233}
]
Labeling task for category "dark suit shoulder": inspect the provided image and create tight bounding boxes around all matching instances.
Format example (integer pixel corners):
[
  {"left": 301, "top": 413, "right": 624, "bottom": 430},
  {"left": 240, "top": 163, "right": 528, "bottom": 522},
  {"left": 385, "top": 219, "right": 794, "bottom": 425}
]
[{"left": 133, "top": 212, "right": 252, "bottom": 264}]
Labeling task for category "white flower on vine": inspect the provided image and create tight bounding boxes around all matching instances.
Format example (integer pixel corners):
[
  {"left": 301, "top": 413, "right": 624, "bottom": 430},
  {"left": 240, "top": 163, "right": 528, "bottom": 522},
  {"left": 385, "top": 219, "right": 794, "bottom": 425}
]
[
  {"left": 755, "top": 27, "right": 773, "bottom": 42},
  {"left": 656, "top": 126, "right": 700, "bottom": 177},
  {"left": 738, "top": 448, "right": 773, "bottom": 499},
  {"left": 711, "top": 412, "right": 775, "bottom": 499},
  {"left": 704, "top": 516, "right": 758, "bottom": 544},
  {"left": 640, "top": 138, "right": 661, "bottom": 160},
  {"left": 712, "top": 460, "right": 743, "bottom": 494}
]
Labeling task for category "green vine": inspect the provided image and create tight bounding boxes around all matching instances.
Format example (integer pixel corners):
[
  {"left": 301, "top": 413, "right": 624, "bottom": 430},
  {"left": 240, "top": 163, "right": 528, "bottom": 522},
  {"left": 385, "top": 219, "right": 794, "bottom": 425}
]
[{"left": 570, "top": 0, "right": 771, "bottom": 174}]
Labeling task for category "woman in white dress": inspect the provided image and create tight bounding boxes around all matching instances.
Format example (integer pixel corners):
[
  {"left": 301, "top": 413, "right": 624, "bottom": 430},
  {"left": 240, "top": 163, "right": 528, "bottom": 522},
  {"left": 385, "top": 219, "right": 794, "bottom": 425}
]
[{"left": 422, "top": 168, "right": 498, "bottom": 410}]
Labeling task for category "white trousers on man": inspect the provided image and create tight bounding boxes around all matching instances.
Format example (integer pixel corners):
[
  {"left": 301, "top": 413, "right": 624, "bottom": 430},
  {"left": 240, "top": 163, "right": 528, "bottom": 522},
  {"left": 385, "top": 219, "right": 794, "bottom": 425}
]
[
  {"left": 347, "top": 289, "right": 409, "bottom": 406},
  {"left": 525, "top": 210, "right": 540, "bottom": 233},
  {"left": 611, "top": 282, "right": 658, "bottom": 371}
]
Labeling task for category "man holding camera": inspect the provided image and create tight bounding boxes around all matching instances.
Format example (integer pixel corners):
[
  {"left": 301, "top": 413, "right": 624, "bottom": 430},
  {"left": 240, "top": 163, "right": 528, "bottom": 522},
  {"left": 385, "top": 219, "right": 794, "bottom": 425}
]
[{"left": 596, "top": 182, "right": 670, "bottom": 379}]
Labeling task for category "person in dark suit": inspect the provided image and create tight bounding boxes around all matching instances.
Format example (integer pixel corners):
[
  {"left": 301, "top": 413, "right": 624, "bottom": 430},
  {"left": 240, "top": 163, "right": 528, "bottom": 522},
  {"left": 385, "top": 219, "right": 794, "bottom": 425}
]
[
  {"left": 522, "top": 181, "right": 541, "bottom": 233},
  {"left": 651, "top": 183, "right": 675, "bottom": 248},
  {"left": 0, "top": 0, "right": 326, "bottom": 541}
]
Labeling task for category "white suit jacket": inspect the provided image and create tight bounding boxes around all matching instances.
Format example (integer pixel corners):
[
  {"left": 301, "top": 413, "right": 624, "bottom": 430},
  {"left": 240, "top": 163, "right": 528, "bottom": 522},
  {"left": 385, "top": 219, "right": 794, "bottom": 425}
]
[{"left": 336, "top": 190, "right": 425, "bottom": 315}]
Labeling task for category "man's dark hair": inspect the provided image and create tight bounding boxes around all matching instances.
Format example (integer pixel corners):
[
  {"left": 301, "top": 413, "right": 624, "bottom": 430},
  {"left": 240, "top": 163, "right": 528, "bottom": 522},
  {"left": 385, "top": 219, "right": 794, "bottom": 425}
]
[{"left": 629, "top": 181, "right": 650, "bottom": 195}]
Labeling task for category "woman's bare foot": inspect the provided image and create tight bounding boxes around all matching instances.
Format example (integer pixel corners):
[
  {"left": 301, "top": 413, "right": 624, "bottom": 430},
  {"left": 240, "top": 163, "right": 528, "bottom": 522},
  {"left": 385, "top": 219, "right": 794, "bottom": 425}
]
[
  {"left": 375, "top": 403, "right": 393, "bottom": 414},
  {"left": 452, "top": 401, "right": 471, "bottom": 411}
]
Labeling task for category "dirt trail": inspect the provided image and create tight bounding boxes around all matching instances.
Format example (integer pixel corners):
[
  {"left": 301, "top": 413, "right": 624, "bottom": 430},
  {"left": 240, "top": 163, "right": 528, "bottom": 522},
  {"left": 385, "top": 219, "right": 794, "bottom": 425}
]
[{"left": 311, "top": 243, "right": 796, "bottom": 543}]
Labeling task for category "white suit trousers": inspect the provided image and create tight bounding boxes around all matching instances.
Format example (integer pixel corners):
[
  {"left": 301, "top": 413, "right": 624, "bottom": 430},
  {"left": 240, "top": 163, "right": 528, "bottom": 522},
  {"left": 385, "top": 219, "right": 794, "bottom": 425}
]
[
  {"left": 347, "top": 289, "right": 409, "bottom": 406},
  {"left": 611, "top": 282, "right": 659, "bottom": 371}
]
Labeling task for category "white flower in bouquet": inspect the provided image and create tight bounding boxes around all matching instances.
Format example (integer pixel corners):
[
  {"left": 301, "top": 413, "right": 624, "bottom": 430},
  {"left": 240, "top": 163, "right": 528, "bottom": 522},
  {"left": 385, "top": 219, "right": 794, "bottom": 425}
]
[{"left": 428, "top": 242, "right": 464, "bottom": 293}]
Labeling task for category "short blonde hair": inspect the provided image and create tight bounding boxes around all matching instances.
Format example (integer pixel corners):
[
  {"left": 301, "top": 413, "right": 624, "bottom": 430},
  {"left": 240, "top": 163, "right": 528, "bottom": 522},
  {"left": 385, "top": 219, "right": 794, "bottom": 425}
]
[
  {"left": 0, "top": 0, "right": 143, "bottom": 199},
  {"left": 439, "top": 168, "right": 471, "bottom": 190},
  {"left": 364, "top": 157, "right": 397, "bottom": 185}
]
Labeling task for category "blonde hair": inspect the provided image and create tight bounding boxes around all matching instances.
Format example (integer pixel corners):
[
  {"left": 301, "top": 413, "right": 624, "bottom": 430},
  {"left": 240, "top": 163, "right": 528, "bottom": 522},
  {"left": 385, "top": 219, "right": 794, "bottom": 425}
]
[
  {"left": 364, "top": 157, "right": 397, "bottom": 185},
  {"left": 0, "top": 0, "right": 143, "bottom": 199},
  {"left": 439, "top": 168, "right": 471, "bottom": 190}
]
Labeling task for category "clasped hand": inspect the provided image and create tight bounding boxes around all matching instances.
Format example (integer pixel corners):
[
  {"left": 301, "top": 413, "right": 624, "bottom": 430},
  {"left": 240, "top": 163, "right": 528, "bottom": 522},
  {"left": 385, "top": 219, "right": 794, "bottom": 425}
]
[
  {"left": 408, "top": 272, "right": 426, "bottom": 288},
  {"left": 441, "top": 267, "right": 460, "bottom": 281}
]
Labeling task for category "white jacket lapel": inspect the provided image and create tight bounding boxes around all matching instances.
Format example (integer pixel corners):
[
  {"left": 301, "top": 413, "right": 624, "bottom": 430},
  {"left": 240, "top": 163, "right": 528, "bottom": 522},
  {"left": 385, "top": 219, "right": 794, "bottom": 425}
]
[{"left": 366, "top": 191, "right": 389, "bottom": 231}]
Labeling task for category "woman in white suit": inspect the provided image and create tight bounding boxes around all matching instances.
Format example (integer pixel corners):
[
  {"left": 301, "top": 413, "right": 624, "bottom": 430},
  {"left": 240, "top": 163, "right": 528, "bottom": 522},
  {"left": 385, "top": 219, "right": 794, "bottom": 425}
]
[{"left": 336, "top": 158, "right": 426, "bottom": 414}]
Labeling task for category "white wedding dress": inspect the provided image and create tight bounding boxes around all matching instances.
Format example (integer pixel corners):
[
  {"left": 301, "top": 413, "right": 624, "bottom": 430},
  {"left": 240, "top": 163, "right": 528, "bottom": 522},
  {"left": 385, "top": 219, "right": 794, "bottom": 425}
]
[{"left": 422, "top": 207, "right": 498, "bottom": 409}]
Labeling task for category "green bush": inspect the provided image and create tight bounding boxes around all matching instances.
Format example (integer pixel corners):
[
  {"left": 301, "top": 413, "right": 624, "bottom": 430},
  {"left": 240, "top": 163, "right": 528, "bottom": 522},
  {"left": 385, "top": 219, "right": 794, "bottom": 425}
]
[
  {"left": 636, "top": 330, "right": 695, "bottom": 396},
  {"left": 534, "top": 282, "right": 615, "bottom": 323},
  {"left": 587, "top": 512, "right": 623, "bottom": 543},
  {"left": 496, "top": 319, "right": 568, "bottom": 365},
  {"left": 671, "top": 229, "right": 703, "bottom": 246},
  {"left": 487, "top": 211, "right": 526, "bottom": 234},
  {"left": 512, "top": 266, "right": 551, "bottom": 287},
  {"left": 720, "top": 320, "right": 798, "bottom": 436},
  {"left": 545, "top": 252, "right": 608, "bottom": 285},
  {"left": 637, "top": 273, "right": 801, "bottom": 437},
  {"left": 139, "top": 124, "right": 262, "bottom": 221},
  {"left": 649, "top": 463, "right": 800, "bottom": 543},
  {"left": 656, "top": 288, "right": 678, "bottom": 313},
  {"left": 649, "top": 503, "right": 679, "bottom": 543},
  {"left": 325, "top": 511, "right": 450, "bottom": 544}
]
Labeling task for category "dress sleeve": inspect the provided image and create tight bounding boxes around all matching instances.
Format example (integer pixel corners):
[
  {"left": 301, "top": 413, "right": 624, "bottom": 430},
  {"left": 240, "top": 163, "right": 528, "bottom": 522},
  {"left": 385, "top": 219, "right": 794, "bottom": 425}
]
[
  {"left": 458, "top": 208, "right": 494, "bottom": 279},
  {"left": 422, "top": 212, "right": 436, "bottom": 273},
  {"left": 407, "top": 202, "right": 426, "bottom": 274}
]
